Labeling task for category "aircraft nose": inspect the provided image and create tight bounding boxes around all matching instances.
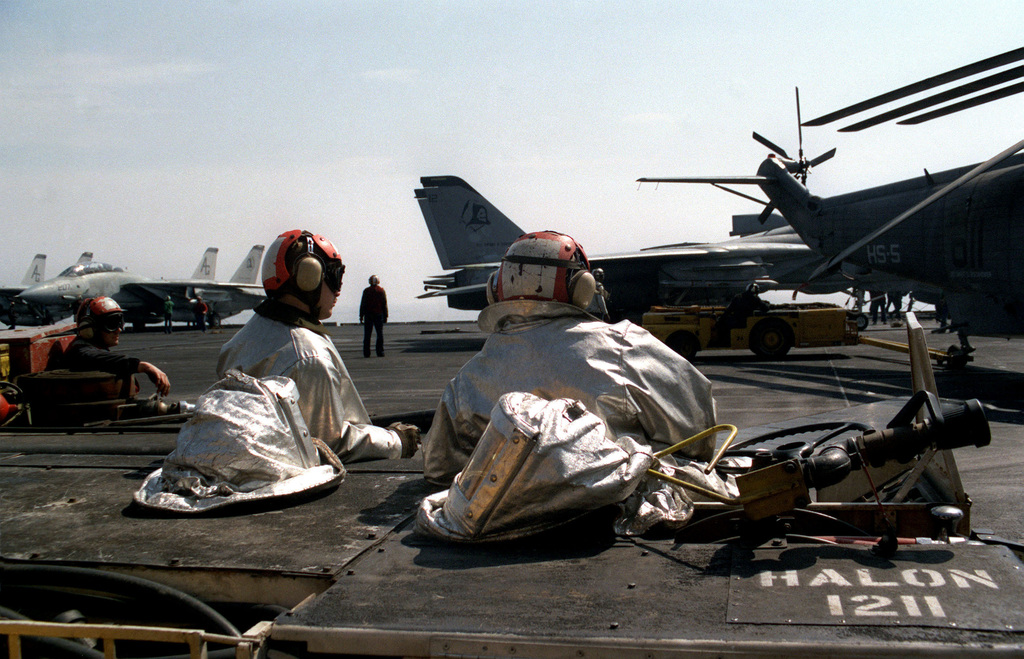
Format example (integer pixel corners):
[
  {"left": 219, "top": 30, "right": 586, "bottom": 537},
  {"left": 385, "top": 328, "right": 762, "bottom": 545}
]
[{"left": 17, "top": 285, "right": 58, "bottom": 305}]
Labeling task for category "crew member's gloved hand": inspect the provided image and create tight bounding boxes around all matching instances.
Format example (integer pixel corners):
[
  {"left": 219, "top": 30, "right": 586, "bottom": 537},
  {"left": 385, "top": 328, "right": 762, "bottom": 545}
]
[
  {"left": 139, "top": 361, "right": 171, "bottom": 397},
  {"left": 388, "top": 422, "right": 421, "bottom": 458}
]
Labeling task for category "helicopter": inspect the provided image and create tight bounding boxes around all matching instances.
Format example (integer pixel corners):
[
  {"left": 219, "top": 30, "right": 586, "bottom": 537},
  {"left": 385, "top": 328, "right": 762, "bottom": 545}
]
[{"left": 640, "top": 47, "right": 1024, "bottom": 352}]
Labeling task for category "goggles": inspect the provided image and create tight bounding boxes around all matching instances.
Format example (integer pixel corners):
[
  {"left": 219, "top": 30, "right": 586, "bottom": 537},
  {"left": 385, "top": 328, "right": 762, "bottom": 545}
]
[
  {"left": 96, "top": 313, "right": 125, "bottom": 333},
  {"left": 324, "top": 262, "right": 345, "bottom": 294}
]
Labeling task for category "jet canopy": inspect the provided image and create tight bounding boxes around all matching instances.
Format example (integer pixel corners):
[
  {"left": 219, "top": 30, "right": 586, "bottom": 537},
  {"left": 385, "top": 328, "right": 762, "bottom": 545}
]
[{"left": 56, "top": 262, "right": 125, "bottom": 278}]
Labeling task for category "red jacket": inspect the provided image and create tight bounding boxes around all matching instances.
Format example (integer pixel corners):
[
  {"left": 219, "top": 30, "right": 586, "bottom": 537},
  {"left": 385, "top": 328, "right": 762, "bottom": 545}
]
[{"left": 360, "top": 285, "right": 387, "bottom": 319}]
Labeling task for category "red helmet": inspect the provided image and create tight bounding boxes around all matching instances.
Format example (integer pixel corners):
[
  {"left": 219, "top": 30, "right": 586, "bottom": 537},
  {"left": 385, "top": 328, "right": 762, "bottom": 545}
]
[
  {"left": 262, "top": 230, "right": 345, "bottom": 298},
  {"left": 490, "top": 231, "right": 595, "bottom": 308},
  {"left": 76, "top": 296, "right": 125, "bottom": 337}
]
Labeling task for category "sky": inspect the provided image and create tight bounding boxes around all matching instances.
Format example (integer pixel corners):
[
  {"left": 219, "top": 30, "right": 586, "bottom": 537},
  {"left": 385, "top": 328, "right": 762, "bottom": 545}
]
[{"left": 1, "top": 1, "right": 1022, "bottom": 324}]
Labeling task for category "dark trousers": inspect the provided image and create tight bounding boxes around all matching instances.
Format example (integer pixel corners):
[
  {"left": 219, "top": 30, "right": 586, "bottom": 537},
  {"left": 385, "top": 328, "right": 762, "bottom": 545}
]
[
  {"left": 869, "top": 298, "right": 887, "bottom": 324},
  {"left": 363, "top": 315, "right": 384, "bottom": 356}
]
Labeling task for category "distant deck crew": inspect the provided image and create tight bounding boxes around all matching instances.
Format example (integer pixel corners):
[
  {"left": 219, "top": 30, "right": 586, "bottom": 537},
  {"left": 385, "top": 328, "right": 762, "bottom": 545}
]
[
  {"left": 163, "top": 295, "right": 174, "bottom": 334},
  {"left": 869, "top": 290, "right": 887, "bottom": 325},
  {"left": 359, "top": 275, "right": 388, "bottom": 357},
  {"left": 192, "top": 295, "right": 208, "bottom": 332},
  {"left": 718, "top": 283, "right": 770, "bottom": 333}
]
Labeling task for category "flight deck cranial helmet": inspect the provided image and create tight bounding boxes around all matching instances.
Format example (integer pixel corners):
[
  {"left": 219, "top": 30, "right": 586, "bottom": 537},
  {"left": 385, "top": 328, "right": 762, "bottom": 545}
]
[
  {"left": 487, "top": 231, "right": 596, "bottom": 309},
  {"left": 262, "top": 230, "right": 345, "bottom": 317},
  {"left": 76, "top": 296, "right": 125, "bottom": 340}
]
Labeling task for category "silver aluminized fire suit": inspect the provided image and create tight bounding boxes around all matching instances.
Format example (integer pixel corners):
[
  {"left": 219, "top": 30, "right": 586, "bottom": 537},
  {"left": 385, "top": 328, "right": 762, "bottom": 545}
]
[
  {"left": 217, "top": 303, "right": 402, "bottom": 462},
  {"left": 423, "top": 299, "right": 718, "bottom": 485}
]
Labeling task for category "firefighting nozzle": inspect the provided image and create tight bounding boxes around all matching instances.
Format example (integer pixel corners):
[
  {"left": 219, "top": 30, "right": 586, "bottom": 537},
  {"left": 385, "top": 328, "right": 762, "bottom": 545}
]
[
  {"left": 802, "top": 393, "right": 989, "bottom": 491},
  {"left": 931, "top": 504, "right": 965, "bottom": 542},
  {"left": 122, "top": 395, "right": 196, "bottom": 419},
  {"left": 158, "top": 399, "right": 196, "bottom": 415}
]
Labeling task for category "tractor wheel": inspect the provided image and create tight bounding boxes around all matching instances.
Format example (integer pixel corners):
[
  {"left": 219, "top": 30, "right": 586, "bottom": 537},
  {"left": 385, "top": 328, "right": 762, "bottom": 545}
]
[
  {"left": 666, "top": 331, "right": 700, "bottom": 360},
  {"left": 750, "top": 318, "right": 794, "bottom": 358}
]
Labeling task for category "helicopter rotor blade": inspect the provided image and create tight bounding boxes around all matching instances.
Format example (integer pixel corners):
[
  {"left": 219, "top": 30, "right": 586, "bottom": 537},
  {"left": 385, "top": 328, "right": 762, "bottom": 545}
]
[
  {"left": 898, "top": 80, "right": 1024, "bottom": 126},
  {"left": 807, "top": 148, "right": 837, "bottom": 169},
  {"left": 803, "top": 46, "right": 1024, "bottom": 127},
  {"left": 839, "top": 65, "right": 1024, "bottom": 132},
  {"left": 752, "top": 132, "right": 790, "bottom": 160},
  {"left": 796, "top": 87, "right": 804, "bottom": 159},
  {"left": 758, "top": 203, "right": 777, "bottom": 225},
  {"left": 810, "top": 138, "right": 1024, "bottom": 280}
]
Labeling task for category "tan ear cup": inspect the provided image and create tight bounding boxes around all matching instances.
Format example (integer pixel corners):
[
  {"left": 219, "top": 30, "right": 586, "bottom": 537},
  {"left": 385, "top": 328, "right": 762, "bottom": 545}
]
[
  {"left": 569, "top": 270, "right": 596, "bottom": 309},
  {"left": 79, "top": 320, "right": 94, "bottom": 341},
  {"left": 485, "top": 270, "right": 499, "bottom": 305},
  {"left": 293, "top": 255, "right": 323, "bottom": 292}
]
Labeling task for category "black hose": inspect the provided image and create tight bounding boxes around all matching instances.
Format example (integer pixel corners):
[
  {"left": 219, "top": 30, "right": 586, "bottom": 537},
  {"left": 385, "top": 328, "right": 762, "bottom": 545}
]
[
  {"left": 0, "top": 565, "right": 240, "bottom": 637},
  {"left": 1, "top": 602, "right": 240, "bottom": 659},
  {"left": 0, "top": 604, "right": 105, "bottom": 659}
]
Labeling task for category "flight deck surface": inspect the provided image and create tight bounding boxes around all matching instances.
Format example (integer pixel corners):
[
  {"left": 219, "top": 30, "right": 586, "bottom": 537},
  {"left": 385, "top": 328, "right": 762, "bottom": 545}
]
[{"left": 2, "top": 321, "right": 1023, "bottom": 656}]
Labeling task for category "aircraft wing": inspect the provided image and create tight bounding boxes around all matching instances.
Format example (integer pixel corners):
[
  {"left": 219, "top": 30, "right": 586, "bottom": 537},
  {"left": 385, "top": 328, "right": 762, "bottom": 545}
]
[
  {"left": 417, "top": 282, "right": 487, "bottom": 300},
  {"left": 121, "top": 281, "right": 263, "bottom": 302},
  {"left": 118, "top": 280, "right": 265, "bottom": 323}
]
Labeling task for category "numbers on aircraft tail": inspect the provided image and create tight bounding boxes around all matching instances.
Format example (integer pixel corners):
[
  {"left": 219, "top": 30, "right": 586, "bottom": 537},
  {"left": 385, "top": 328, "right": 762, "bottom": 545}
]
[{"left": 866, "top": 243, "right": 901, "bottom": 265}]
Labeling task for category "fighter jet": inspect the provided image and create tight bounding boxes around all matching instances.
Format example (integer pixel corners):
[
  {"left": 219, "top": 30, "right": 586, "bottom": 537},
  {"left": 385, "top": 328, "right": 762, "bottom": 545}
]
[
  {"left": 1, "top": 252, "right": 94, "bottom": 327},
  {"left": 415, "top": 176, "right": 922, "bottom": 321},
  {"left": 17, "top": 246, "right": 265, "bottom": 330}
]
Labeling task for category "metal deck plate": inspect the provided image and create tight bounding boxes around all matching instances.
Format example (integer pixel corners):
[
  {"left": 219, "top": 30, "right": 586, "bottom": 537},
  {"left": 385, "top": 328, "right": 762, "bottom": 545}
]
[
  {"left": 277, "top": 527, "right": 731, "bottom": 639},
  {"left": 0, "top": 464, "right": 435, "bottom": 573},
  {"left": 275, "top": 529, "right": 1024, "bottom": 656},
  {"left": 728, "top": 543, "right": 1024, "bottom": 631}
]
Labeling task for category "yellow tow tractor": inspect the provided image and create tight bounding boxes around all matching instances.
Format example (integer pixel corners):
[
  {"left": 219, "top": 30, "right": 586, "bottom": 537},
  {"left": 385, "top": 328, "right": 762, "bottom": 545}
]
[
  {"left": 643, "top": 302, "right": 973, "bottom": 367},
  {"left": 643, "top": 302, "right": 859, "bottom": 360}
]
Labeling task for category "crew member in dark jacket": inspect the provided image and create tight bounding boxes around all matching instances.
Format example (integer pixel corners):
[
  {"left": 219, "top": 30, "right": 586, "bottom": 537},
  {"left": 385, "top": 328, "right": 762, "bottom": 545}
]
[
  {"left": 63, "top": 297, "right": 171, "bottom": 397},
  {"left": 359, "top": 275, "right": 388, "bottom": 357}
]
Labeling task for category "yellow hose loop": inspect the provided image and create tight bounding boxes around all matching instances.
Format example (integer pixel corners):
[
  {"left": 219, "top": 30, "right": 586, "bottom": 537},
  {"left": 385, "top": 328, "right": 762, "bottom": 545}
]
[{"left": 653, "top": 423, "right": 738, "bottom": 474}]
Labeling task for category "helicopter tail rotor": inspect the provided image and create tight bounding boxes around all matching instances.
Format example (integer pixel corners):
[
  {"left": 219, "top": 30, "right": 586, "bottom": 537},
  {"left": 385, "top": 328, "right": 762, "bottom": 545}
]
[{"left": 754, "top": 88, "right": 836, "bottom": 188}]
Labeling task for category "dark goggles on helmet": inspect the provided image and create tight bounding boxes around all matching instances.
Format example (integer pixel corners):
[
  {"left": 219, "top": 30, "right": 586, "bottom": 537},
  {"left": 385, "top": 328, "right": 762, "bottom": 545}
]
[
  {"left": 324, "top": 262, "right": 345, "bottom": 293},
  {"left": 96, "top": 313, "right": 125, "bottom": 333}
]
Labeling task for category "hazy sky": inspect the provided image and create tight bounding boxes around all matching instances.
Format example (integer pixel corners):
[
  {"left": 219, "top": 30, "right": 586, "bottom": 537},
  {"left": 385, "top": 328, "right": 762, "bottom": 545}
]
[{"left": 2, "top": 1, "right": 1021, "bottom": 323}]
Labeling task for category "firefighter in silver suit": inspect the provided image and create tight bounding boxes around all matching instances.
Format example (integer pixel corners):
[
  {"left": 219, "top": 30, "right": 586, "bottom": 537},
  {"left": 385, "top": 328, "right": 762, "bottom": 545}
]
[
  {"left": 423, "top": 231, "right": 716, "bottom": 485},
  {"left": 218, "top": 230, "right": 418, "bottom": 463}
]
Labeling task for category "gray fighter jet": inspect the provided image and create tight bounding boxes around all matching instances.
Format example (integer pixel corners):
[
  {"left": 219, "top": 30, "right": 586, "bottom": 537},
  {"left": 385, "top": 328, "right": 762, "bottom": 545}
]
[
  {"left": 415, "top": 176, "right": 924, "bottom": 321},
  {"left": 1, "top": 252, "right": 94, "bottom": 327},
  {"left": 17, "top": 245, "right": 265, "bottom": 330}
]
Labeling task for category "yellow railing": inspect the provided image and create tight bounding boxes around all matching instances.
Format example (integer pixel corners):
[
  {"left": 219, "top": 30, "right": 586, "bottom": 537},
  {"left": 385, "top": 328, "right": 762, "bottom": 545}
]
[{"left": 0, "top": 619, "right": 270, "bottom": 659}]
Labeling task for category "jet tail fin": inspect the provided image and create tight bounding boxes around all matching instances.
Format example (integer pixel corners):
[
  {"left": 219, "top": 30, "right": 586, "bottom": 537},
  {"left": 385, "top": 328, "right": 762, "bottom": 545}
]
[
  {"left": 76, "top": 252, "right": 93, "bottom": 265},
  {"left": 192, "top": 247, "right": 218, "bottom": 280},
  {"left": 415, "top": 176, "right": 526, "bottom": 268},
  {"left": 230, "top": 245, "right": 265, "bottom": 284},
  {"left": 21, "top": 254, "right": 46, "bottom": 286}
]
